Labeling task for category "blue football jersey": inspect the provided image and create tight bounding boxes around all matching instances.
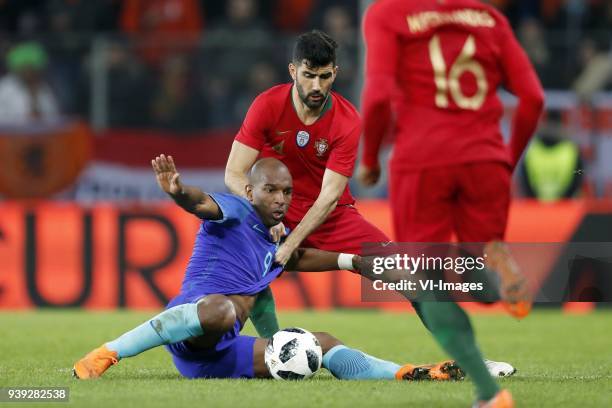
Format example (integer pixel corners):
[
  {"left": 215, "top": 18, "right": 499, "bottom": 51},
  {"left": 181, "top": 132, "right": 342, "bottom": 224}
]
[{"left": 171, "top": 193, "right": 285, "bottom": 305}]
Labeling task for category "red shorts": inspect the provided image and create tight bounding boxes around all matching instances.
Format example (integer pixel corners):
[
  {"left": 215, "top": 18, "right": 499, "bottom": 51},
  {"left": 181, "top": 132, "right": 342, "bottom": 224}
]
[
  {"left": 285, "top": 201, "right": 389, "bottom": 254},
  {"left": 389, "top": 162, "right": 511, "bottom": 242}
]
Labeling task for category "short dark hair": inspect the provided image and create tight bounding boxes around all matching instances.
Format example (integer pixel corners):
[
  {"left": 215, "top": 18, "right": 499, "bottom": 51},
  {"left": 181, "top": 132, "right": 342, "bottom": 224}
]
[{"left": 292, "top": 30, "right": 338, "bottom": 68}]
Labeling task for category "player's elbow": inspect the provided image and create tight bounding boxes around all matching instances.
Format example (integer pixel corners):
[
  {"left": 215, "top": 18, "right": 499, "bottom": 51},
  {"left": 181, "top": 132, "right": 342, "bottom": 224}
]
[
  {"left": 363, "top": 78, "right": 393, "bottom": 105},
  {"left": 520, "top": 87, "right": 545, "bottom": 115},
  {"left": 529, "top": 90, "right": 545, "bottom": 113},
  {"left": 318, "top": 192, "right": 341, "bottom": 213}
]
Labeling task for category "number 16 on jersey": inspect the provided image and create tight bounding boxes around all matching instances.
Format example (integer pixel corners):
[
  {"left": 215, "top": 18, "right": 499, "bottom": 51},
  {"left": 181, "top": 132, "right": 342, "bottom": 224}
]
[{"left": 429, "top": 34, "right": 488, "bottom": 111}]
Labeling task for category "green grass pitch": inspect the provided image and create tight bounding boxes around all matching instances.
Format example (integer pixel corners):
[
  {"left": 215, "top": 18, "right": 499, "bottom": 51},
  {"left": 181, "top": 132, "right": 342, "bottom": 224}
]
[{"left": 1, "top": 309, "right": 611, "bottom": 407}]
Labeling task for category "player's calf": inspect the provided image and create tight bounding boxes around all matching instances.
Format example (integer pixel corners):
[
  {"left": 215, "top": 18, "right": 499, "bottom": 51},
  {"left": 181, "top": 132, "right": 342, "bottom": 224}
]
[
  {"left": 312, "top": 331, "right": 343, "bottom": 353},
  {"left": 253, "top": 330, "right": 468, "bottom": 381},
  {"left": 73, "top": 295, "right": 237, "bottom": 379},
  {"left": 312, "top": 331, "right": 465, "bottom": 381},
  {"left": 73, "top": 302, "right": 204, "bottom": 379}
]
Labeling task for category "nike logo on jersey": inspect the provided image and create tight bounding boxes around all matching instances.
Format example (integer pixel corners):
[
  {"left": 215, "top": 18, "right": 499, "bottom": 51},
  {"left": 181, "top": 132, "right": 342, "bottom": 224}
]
[
  {"left": 252, "top": 224, "right": 266, "bottom": 234},
  {"left": 275, "top": 130, "right": 291, "bottom": 135}
]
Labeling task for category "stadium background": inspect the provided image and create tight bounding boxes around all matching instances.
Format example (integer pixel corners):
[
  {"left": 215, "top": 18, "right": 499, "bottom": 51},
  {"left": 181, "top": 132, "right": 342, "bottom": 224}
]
[{"left": 0, "top": 0, "right": 611, "bottom": 312}]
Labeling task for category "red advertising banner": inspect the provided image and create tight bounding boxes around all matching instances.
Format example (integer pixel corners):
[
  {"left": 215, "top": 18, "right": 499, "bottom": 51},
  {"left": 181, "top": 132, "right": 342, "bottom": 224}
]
[{"left": 0, "top": 200, "right": 603, "bottom": 310}]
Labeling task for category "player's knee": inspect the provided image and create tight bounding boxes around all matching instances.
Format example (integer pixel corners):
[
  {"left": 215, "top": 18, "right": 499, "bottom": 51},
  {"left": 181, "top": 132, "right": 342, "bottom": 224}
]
[
  {"left": 197, "top": 295, "right": 236, "bottom": 333},
  {"left": 313, "top": 332, "right": 343, "bottom": 353}
]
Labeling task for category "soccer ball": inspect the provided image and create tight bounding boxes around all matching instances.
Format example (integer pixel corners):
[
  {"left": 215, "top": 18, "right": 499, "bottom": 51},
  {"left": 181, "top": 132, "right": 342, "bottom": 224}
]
[{"left": 265, "top": 327, "right": 323, "bottom": 380}]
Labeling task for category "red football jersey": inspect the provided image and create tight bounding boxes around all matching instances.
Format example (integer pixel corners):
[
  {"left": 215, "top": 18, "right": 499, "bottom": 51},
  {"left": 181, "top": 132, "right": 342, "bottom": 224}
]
[
  {"left": 235, "top": 83, "right": 361, "bottom": 206},
  {"left": 361, "top": 0, "right": 544, "bottom": 171}
]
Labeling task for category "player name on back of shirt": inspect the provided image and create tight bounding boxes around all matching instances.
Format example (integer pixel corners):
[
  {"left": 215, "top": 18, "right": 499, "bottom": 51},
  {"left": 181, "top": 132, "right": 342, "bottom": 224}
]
[{"left": 407, "top": 9, "right": 496, "bottom": 34}]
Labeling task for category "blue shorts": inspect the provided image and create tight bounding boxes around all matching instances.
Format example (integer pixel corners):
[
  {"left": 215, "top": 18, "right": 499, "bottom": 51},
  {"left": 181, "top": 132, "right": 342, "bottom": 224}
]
[{"left": 164, "top": 295, "right": 257, "bottom": 379}]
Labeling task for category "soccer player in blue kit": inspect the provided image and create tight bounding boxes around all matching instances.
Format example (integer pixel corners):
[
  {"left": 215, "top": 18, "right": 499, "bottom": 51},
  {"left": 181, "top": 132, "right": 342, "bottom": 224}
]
[{"left": 73, "top": 155, "right": 463, "bottom": 381}]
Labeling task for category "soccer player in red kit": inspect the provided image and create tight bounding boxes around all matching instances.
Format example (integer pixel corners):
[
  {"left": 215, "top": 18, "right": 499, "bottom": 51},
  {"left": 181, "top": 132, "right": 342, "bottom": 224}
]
[
  {"left": 359, "top": 1, "right": 544, "bottom": 407},
  {"left": 225, "top": 31, "right": 388, "bottom": 338}
]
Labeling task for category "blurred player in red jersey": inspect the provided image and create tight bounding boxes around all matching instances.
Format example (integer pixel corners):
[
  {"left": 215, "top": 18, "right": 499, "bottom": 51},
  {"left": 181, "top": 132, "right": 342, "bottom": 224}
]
[
  {"left": 225, "top": 31, "right": 388, "bottom": 338},
  {"left": 359, "top": 1, "right": 544, "bottom": 407}
]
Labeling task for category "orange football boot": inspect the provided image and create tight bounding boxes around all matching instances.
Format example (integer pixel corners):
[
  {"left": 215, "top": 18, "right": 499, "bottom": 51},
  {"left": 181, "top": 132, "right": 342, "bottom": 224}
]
[
  {"left": 473, "top": 389, "right": 514, "bottom": 408},
  {"left": 73, "top": 344, "right": 119, "bottom": 379},
  {"left": 428, "top": 360, "right": 466, "bottom": 380},
  {"left": 484, "top": 241, "right": 532, "bottom": 319},
  {"left": 395, "top": 360, "right": 465, "bottom": 381}
]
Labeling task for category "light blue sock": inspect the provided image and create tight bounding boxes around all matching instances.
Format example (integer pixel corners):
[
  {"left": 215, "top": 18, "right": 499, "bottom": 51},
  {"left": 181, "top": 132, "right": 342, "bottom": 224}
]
[
  {"left": 322, "top": 345, "right": 401, "bottom": 380},
  {"left": 106, "top": 303, "right": 203, "bottom": 359}
]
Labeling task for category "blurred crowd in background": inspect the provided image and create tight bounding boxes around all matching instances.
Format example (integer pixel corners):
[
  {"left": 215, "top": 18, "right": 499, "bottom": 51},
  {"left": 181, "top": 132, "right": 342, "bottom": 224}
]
[
  {"left": 0, "top": 0, "right": 611, "bottom": 201},
  {"left": 0, "top": 0, "right": 364, "bottom": 130},
  {"left": 0, "top": 0, "right": 610, "bottom": 130}
]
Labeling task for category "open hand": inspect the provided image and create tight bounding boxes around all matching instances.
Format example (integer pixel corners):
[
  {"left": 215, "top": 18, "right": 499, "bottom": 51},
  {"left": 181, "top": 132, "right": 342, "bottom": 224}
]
[{"left": 151, "top": 154, "right": 183, "bottom": 196}]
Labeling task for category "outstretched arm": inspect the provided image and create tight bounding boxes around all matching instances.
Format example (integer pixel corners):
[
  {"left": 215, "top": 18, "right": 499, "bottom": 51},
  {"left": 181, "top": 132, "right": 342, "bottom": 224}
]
[
  {"left": 151, "top": 154, "right": 221, "bottom": 220},
  {"left": 285, "top": 248, "right": 361, "bottom": 273}
]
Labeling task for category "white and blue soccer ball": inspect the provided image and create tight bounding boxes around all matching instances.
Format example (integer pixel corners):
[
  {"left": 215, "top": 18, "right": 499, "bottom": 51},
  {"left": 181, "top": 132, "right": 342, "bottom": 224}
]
[{"left": 265, "top": 327, "right": 322, "bottom": 380}]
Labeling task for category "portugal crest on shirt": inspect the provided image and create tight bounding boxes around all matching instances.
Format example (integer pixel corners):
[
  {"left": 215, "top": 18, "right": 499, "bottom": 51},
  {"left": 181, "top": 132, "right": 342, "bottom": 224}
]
[
  {"left": 314, "top": 138, "right": 329, "bottom": 157},
  {"left": 296, "top": 130, "right": 310, "bottom": 148}
]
